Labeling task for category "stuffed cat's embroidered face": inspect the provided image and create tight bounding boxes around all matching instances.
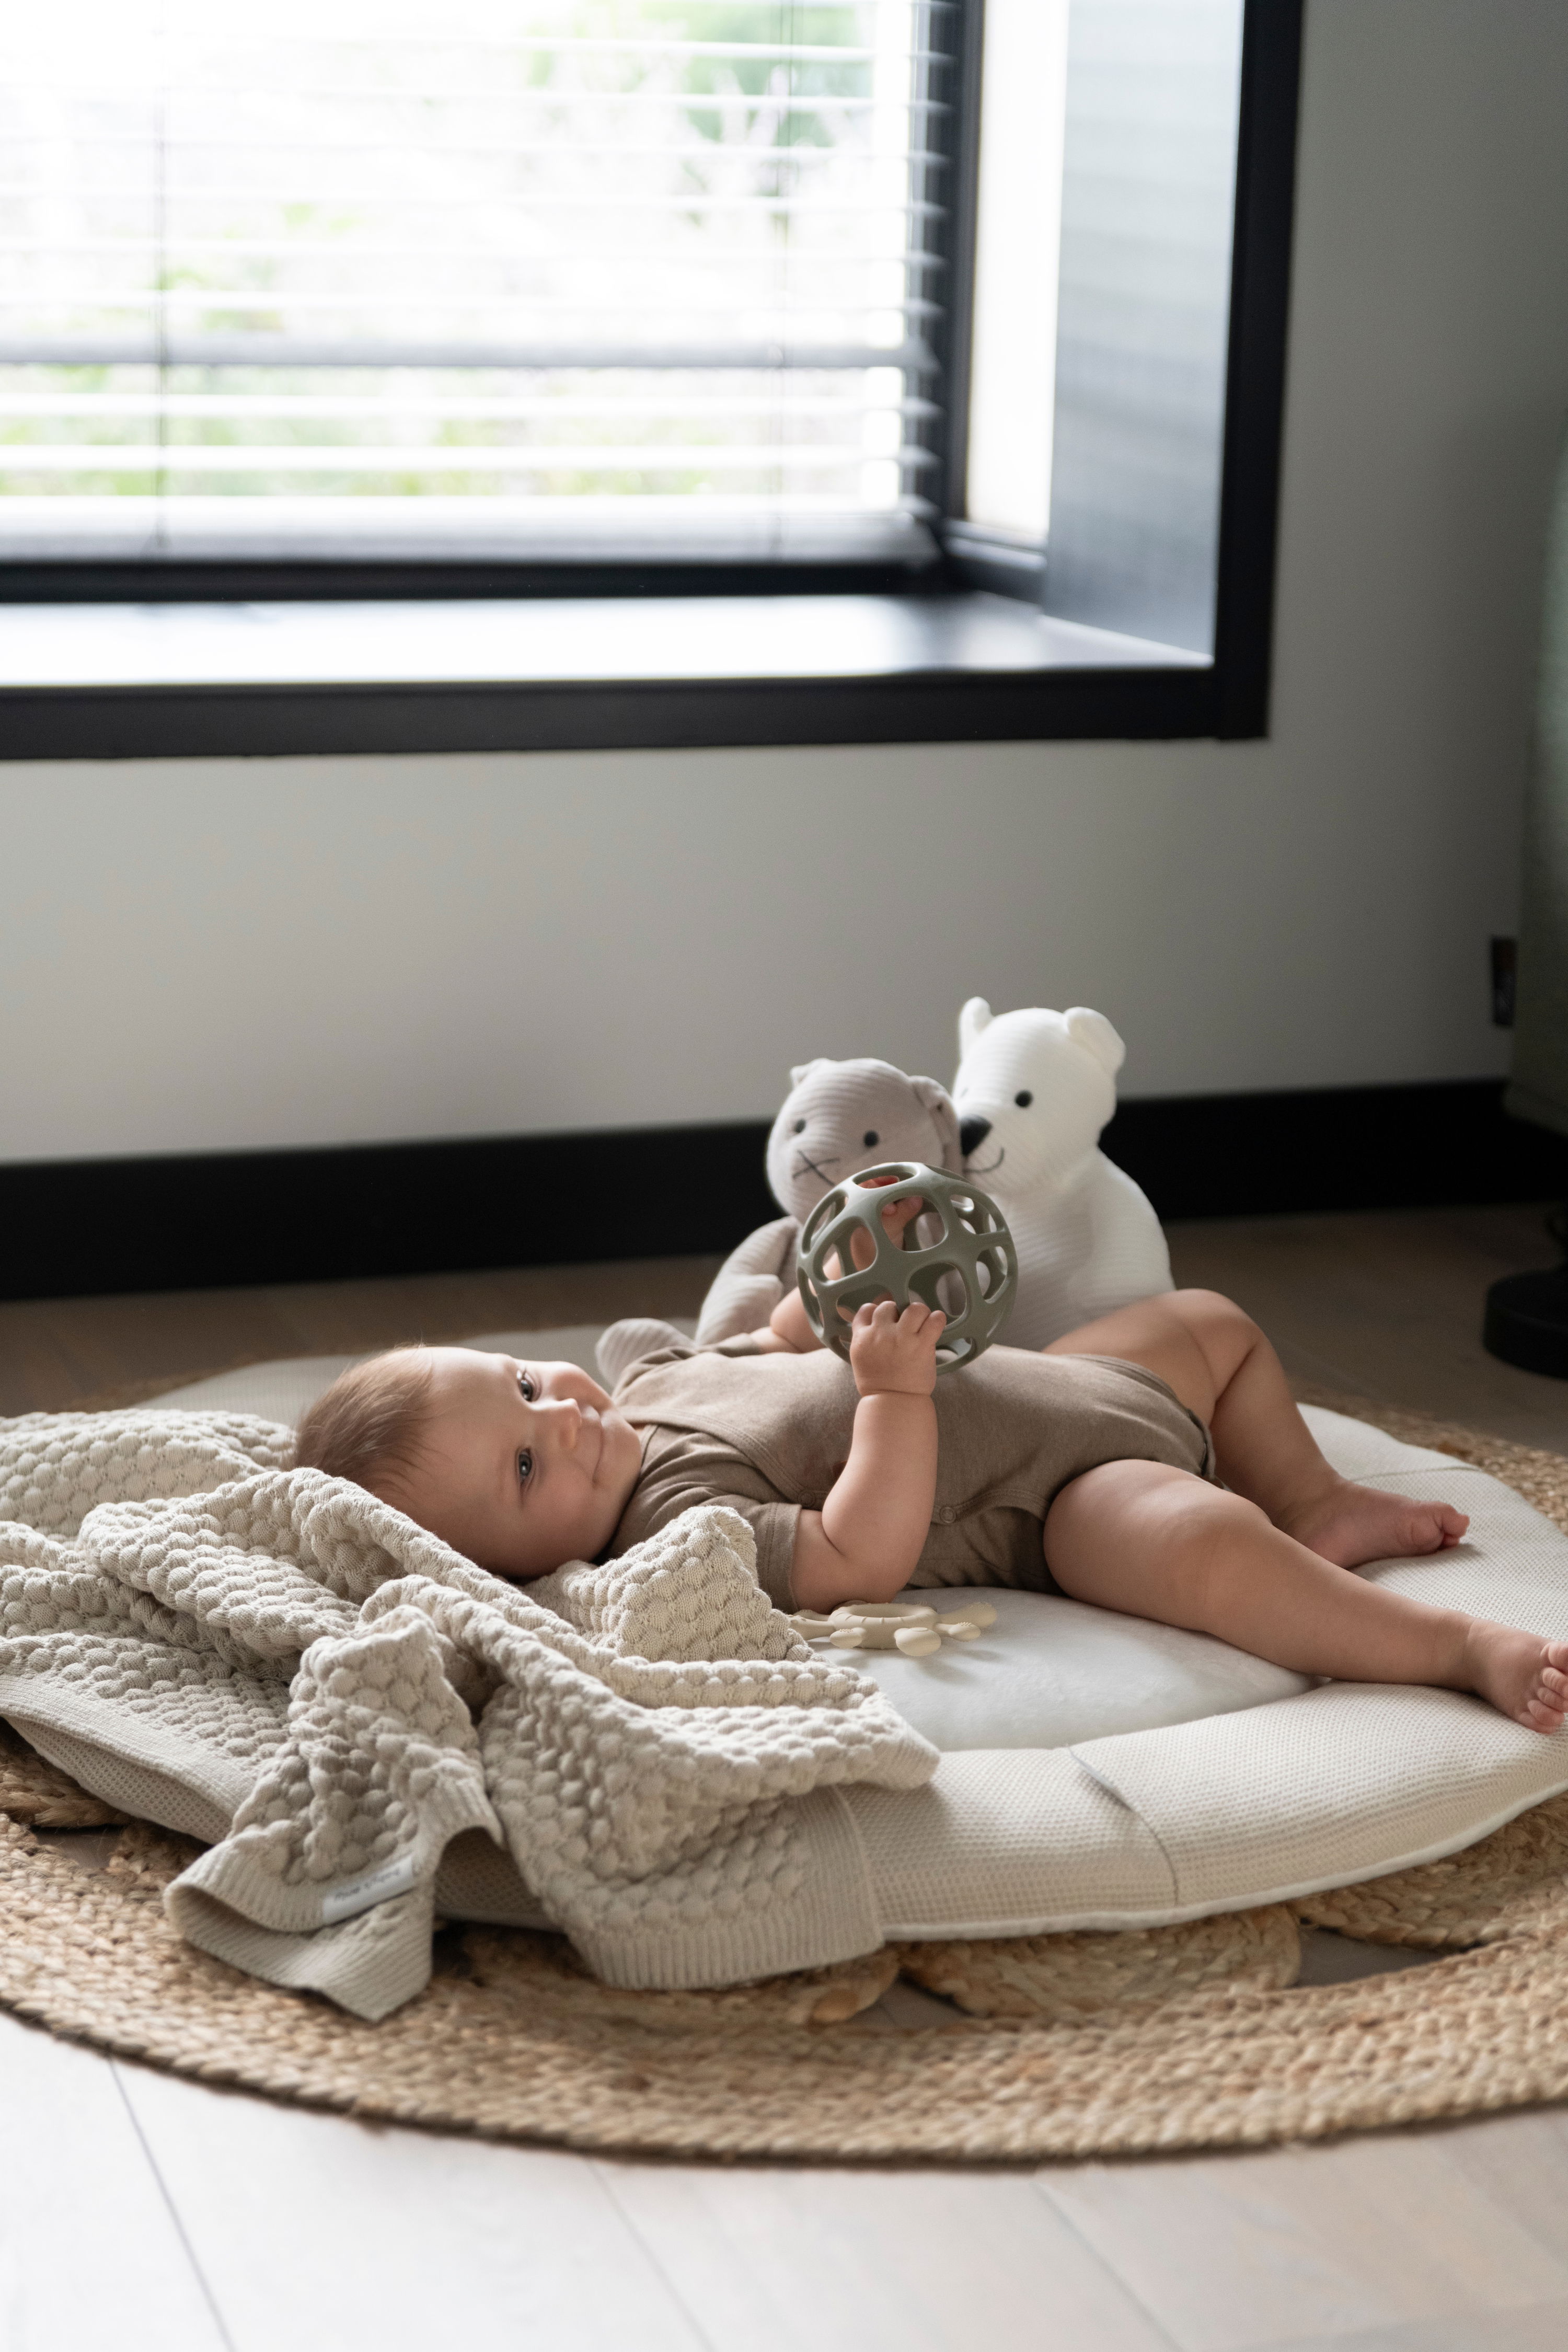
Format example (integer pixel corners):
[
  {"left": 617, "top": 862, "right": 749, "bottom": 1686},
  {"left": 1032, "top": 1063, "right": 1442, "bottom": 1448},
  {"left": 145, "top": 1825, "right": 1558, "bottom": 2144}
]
[{"left": 764, "top": 1057, "right": 963, "bottom": 1221}]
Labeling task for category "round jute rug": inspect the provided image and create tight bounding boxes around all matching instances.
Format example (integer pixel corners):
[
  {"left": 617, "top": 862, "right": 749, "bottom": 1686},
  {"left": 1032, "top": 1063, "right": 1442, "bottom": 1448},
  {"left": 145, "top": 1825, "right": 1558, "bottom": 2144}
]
[{"left": 3, "top": 1389, "right": 1568, "bottom": 2165}]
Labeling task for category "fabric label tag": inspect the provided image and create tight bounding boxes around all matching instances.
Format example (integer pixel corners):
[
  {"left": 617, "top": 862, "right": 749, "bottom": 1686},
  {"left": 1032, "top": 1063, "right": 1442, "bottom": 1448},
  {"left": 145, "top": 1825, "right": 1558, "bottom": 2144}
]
[{"left": 320, "top": 1849, "right": 421, "bottom": 1924}]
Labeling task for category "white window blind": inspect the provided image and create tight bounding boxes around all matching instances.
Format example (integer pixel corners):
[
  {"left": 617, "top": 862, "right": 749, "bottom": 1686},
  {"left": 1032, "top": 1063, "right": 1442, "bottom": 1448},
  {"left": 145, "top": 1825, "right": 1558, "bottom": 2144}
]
[{"left": 1, "top": 1, "right": 952, "bottom": 563}]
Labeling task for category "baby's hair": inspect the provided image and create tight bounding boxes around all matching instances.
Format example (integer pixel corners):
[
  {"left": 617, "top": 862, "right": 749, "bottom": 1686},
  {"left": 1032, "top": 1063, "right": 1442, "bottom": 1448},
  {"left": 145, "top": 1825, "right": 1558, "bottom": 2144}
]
[{"left": 294, "top": 1345, "right": 436, "bottom": 1500}]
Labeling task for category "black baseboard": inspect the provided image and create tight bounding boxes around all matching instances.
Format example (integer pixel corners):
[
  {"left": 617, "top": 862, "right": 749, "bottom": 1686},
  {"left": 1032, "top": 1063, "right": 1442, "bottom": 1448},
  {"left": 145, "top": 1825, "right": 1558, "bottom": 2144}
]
[
  {"left": 1102, "top": 1077, "right": 1568, "bottom": 1223},
  {"left": 0, "top": 1122, "right": 778, "bottom": 1304},
  {"left": 3, "top": 1079, "right": 1563, "bottom": 1305}
]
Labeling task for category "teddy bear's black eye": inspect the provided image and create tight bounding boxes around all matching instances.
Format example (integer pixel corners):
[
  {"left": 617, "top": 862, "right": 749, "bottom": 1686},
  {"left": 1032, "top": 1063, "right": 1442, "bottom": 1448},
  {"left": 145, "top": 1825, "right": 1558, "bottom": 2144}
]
[
  {"left": 793, "top": 1118, "right": 806, "bottom": 1134},
  {"left": 1014, "top": 1090, "right": 1033, "bottom": 1108},
  {"left": 863, "top": 1130, "right": 878, "bottom": 1148}
]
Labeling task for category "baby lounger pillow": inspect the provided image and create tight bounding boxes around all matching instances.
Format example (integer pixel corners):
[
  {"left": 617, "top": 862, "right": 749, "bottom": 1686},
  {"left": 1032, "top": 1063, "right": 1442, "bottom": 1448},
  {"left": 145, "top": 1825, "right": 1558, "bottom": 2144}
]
[
  {"left": 139, "top": 1339, "right": 1568, "bottom": 1950},
  {"left": 149, "top": 1327, "right": 1310, "bottom": 1755},
  {"left": 836, "top": 1589, "right": 1309, "bottom": 1751}
]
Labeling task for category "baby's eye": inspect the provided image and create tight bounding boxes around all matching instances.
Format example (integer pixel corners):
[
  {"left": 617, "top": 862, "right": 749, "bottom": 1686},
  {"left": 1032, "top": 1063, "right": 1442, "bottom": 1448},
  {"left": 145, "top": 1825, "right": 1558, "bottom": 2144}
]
[
  {"left": 517, "top": 1368, "right": 537, "bottom": 1401},
  {"left": 517, "top": 1448, "right": 534, "bottom": 1488}
]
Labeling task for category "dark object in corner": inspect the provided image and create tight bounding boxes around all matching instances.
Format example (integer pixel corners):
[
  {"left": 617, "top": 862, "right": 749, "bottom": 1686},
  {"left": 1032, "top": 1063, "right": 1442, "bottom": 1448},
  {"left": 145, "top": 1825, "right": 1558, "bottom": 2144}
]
[
  {"left": 1484, "top": 1210, "right": 1568, "bottom": 1379},
  {"left": 1485, "top": 422, "right": 1568, "bottom": 1375}
]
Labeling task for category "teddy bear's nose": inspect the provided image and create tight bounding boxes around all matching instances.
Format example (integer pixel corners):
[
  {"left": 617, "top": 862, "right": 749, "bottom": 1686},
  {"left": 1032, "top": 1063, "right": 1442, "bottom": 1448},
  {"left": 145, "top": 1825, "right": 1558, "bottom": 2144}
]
[{"left": 959, "top": 1116, "right": 992, "bottom": 1157}]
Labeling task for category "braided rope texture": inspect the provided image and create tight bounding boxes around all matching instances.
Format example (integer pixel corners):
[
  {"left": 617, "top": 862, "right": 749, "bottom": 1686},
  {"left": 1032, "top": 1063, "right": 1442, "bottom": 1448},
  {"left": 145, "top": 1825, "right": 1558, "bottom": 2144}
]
[{"left": 3, "top": 1390, "right": 1568, "bottom": 2163}]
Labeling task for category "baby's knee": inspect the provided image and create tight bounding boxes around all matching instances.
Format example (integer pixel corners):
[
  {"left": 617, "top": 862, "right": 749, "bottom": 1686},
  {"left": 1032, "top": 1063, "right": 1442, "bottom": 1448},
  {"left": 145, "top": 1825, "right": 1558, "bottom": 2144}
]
[
  {"left": 1168, "top": 1288, "right": 1259, "bottom": 1347},
  {"left": 1156, "top": 1483, "right": 1276, "bottom": 1611}
]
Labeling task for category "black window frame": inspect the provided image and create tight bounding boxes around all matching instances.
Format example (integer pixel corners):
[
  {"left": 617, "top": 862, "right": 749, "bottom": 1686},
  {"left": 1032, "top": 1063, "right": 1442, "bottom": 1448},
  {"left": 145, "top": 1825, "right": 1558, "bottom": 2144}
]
[{"left": 0, "top": 0, "right": 1303, "bottom": 762}]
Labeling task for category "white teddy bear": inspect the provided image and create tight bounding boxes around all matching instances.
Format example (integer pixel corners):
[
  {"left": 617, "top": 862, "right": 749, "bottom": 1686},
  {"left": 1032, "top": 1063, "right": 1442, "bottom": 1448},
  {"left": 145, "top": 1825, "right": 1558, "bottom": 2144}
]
[{"left": 952, "top": 998, "right": 1173, "bottom": 1351}]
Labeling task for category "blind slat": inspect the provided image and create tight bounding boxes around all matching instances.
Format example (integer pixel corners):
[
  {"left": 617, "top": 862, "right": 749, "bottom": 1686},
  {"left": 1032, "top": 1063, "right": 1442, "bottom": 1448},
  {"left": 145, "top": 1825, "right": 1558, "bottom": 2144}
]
[
  {"left": 5, "top": 445, "right": 940, "bottom": 471},
  {"left": 0, "top": 394, "right": 943, "bottom": 419},
  {"left": 1, "top": 339, "right": 942, "bottom": 372}
]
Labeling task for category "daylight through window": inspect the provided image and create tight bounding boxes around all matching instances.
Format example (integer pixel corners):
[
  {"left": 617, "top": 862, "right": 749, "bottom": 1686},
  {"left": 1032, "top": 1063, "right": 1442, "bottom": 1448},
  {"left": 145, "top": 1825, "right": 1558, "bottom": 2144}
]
[{"left": 1, "top": 1, "right": 954, "bottom": 562}]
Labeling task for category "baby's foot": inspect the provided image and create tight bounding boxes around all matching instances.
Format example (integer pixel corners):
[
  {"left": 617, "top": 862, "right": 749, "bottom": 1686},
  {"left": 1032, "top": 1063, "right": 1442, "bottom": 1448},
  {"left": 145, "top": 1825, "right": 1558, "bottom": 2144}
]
[
  {"left": 1462, "top": 1625, "right": 1568, "bottom": 1731},
  {"left": 1282, "top": 1478, "right": 1469, "bottom": 1569}
]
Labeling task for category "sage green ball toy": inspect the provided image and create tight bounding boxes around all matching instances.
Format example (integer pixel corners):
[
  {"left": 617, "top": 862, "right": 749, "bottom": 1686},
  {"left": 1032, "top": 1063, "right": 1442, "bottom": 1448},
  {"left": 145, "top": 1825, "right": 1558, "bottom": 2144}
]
[{"left": 796, "top": 1161, "right": 1018, "bottom": 1373}]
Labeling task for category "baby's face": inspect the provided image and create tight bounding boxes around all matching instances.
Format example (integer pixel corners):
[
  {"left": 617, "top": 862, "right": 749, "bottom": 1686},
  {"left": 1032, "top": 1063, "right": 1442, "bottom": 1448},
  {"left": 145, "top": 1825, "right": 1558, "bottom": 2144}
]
[{"left": 391, "top": 1347, "right": 642, "bottom": 1579}]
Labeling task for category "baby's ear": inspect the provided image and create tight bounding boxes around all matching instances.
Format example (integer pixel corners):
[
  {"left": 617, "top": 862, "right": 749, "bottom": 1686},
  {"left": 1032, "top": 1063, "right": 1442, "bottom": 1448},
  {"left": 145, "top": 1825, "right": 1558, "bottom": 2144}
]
[
  {"left": 958, "top": 997, "right": 993, "bottom": 1058},
  {"left": 1064, "top": 1007, "right": 1126, "bottom": 1076},
  {"left": 789, "top": 1058, "right": 832, "bottom": 1089}
]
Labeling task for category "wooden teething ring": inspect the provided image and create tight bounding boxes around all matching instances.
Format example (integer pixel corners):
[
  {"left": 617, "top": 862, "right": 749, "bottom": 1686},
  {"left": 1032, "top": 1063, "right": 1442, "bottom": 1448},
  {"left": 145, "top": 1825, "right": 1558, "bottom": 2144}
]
[{"left": 791, "top": 1598, "right": 998, "bottom": 1657}]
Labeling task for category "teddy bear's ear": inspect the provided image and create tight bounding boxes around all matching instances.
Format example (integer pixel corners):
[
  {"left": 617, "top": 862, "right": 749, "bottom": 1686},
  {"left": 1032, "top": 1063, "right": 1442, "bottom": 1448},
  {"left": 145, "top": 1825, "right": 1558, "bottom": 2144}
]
[
  {"left": 1064, "top": 1007, "right": 1126, "bottom": 1076},
  {"left": 958, "top": 997, "right": 993, "bottom": 1056},
  {"left": 788, "top": 1059, "right": 832, "bottom": 1089},
  {"left": 909, "top": 1077, "right": 963, "bottom": 1170}
]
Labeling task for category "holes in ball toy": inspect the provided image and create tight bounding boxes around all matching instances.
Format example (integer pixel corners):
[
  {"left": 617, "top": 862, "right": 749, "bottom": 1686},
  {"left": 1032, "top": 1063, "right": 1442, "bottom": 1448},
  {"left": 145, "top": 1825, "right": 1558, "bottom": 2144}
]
[
  {"left": 913, "top": 1262, "right": 968, "bottom": 1326},
  {"left": 905, "top": 1200, "right": 947, "bottom": 1251}
]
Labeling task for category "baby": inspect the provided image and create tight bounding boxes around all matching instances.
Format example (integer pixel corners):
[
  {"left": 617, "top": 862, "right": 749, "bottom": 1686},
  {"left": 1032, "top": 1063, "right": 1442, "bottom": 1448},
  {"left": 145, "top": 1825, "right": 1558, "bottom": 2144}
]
[{"left": 297, "top": 1253, "right": 1568, "bottom": 1734}]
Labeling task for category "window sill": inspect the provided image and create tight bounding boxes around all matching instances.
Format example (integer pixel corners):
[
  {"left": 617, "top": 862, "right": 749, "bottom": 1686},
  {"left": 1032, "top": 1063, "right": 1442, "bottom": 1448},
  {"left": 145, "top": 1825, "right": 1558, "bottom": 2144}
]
[{"left": 0, "top": 591, "right": 1218, "bottom": 760}]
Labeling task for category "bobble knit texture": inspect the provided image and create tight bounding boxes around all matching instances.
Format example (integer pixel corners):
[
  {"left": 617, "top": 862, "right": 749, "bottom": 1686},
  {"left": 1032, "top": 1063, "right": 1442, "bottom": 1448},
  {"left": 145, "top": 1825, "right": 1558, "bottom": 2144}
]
[{"left": 0, "top": 1411, "right": 934, "bottom": 2019}]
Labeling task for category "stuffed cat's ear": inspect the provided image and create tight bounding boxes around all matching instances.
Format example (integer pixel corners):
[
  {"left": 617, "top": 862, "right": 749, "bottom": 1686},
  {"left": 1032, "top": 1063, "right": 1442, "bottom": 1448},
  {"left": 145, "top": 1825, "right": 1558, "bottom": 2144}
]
[
  {"left": 1064, "top": 1007, "right": 1126, "bottom": 1076},
  {"left": 788, "top": 1058, "right": 832, "bottom": 1089},
  {"left": 910, "top": 1076, "right": 963, "bottom": 1171},
  {"left": 958, "top": 997, "right": 993, "bottom": 1057}
]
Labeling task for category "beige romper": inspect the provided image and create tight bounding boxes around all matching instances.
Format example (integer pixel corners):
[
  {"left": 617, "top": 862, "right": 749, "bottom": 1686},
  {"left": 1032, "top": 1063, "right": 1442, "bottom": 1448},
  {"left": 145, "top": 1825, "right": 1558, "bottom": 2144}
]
[{"left": 608, "top": 1335, "right": 1215, "bottom": 1610}]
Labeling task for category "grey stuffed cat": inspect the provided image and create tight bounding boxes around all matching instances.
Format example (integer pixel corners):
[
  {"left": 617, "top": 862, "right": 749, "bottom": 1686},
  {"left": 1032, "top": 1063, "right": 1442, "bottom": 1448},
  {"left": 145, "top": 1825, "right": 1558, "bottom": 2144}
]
[
  {"left": 596, "top": 1058, "right": 962, "bottom": 1392},
  {"left": 597, "top": 1058, "right": 962, "bottom": 1390}
]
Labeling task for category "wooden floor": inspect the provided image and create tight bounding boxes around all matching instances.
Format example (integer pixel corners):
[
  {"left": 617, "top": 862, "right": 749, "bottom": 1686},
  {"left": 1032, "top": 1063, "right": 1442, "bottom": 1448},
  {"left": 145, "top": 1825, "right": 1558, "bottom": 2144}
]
[{"left": 6, "top": 1202, "right": 1568, "bottom": 2350}]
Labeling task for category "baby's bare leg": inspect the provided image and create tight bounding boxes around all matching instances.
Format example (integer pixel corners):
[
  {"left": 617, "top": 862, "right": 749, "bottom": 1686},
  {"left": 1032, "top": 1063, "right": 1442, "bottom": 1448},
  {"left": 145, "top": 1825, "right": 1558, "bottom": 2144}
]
[
  {"left": 1045, "top": 1289, "right": 1468, "bottom": 1567},
  {"left": 1045, "top": 1461, "right": 1568, "bottom": 1730}
]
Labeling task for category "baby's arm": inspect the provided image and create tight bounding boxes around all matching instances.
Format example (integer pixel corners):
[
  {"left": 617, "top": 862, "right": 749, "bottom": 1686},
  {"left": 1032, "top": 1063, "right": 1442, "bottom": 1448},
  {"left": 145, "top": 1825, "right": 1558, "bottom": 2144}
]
[{"left": 788, "top": 1299, "right": 943, "bottom": 1612}]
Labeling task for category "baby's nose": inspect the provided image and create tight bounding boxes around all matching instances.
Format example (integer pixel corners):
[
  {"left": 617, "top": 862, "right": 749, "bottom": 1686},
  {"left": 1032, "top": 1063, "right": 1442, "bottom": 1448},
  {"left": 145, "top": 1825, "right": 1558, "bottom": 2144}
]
[{"left": 546, "top": 1397, "right": 583, "bottom": 1449}]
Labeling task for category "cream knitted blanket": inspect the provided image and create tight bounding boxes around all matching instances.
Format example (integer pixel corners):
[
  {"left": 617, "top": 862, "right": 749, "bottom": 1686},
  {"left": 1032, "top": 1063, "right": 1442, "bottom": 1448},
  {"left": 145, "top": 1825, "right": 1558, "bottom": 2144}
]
[{"left": 0, "top": 1410, "right": 935, "bottom": 2020}]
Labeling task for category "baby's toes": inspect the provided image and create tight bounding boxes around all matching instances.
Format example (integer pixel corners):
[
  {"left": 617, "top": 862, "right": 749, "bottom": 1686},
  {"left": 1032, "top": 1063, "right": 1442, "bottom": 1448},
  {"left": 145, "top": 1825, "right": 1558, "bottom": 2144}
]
[
  {"left": 1436, "top": 1504, "right": 1470, "bottom": 1548},
  {"left": 1525, "top": 1662, "right": 1568, "bottom": 1728},
  {"left": 1404, "top": 1506, "right": 1453, "bottom": 1555}
]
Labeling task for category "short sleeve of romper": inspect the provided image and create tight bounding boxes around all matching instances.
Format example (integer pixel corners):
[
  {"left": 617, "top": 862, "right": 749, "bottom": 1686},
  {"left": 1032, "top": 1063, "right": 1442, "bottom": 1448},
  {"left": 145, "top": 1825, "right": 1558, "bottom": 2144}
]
[
  {"left": 607, "top": 1335, "right": 850, "bottom": 1607},
  {"left": 606, "top": 1329, "right": 1214, "bottom": 1612}
]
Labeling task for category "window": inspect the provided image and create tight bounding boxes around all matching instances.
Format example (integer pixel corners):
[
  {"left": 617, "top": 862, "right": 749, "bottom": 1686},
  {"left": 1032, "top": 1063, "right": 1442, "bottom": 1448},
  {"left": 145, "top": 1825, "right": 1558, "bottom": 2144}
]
[
  {"left": 0, "top": 1, "right": 1303, "bottom": 758},
  {"left": 3, "top": 1, "right": 955, "bottom": 567}
]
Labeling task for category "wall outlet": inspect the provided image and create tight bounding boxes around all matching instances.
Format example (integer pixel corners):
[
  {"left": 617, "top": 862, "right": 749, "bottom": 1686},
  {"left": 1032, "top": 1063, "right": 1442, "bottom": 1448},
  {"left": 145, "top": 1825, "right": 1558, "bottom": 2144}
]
[{"left": 1491, "top": 936, "right": 1517, "bottom": 1028}]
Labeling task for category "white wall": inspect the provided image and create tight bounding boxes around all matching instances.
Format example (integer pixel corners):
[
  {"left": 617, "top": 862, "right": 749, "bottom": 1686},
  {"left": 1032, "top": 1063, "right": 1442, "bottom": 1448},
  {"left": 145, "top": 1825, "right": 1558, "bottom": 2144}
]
[{"left": 4, "top": 0, "right": 1567, "bottom": 1167}]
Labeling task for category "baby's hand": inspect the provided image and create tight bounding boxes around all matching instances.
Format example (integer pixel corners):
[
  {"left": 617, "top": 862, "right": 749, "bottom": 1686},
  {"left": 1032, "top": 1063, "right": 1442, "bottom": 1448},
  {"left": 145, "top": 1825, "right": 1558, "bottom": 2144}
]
[
  {"left": 842, "top": 1181, "right": 925, "bottom": 1278},
  {"left": 848, "top": 1298, "right": 946, "bottom": 1398}
]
